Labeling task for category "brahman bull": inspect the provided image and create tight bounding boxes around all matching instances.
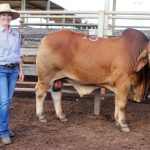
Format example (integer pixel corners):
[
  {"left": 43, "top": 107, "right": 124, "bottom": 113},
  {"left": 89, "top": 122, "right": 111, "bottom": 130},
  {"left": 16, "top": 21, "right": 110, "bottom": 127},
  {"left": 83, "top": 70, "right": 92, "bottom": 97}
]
[{"left": 35, "top": 28, "right": 150, "bottom": 132}]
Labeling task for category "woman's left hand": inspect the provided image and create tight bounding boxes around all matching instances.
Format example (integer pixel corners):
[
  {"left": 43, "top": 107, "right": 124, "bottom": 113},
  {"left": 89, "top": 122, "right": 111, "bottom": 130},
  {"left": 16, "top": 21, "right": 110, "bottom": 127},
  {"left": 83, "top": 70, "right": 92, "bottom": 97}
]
[{"left": 18, "top": 70, "right": 24, "bottom": 82}]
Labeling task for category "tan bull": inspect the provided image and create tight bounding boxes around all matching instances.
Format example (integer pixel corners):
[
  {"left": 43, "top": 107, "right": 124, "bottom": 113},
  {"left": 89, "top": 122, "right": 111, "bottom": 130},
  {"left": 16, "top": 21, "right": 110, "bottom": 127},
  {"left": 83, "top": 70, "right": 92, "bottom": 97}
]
[{"left": 35, "top": 28, "right": 150, "bottom": 132}]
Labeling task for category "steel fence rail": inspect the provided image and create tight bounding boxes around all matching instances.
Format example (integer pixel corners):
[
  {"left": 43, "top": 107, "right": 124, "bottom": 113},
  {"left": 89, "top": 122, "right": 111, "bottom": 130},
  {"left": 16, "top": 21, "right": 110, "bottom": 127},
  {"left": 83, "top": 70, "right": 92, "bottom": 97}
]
[{"left": 17, "top": 10, "right": 150, "bottom": 37}]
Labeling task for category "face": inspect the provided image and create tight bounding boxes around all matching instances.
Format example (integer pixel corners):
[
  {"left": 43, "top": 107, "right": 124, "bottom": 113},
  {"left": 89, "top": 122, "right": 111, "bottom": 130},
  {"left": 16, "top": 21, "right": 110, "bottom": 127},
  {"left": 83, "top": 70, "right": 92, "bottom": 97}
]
[{"left": 0, "top": 12, "right": 12, "bottom": 26}]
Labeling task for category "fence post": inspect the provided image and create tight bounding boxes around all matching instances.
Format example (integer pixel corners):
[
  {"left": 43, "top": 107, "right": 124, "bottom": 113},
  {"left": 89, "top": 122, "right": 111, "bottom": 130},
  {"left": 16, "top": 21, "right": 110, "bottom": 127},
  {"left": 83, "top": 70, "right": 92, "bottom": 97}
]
[
  {"left": 97, "top": 11, "right": 104, "bottom": 37},
  {"left": 94, "top": 11, "right": 105, "bottom": 115},
  {"left": 112, "top": 0, "right": 116, "bottom": 35},
  {"left": 104, "top": 0, "right": 110, "bottom": 37},
  {"left": 46, "top": 0, "right": 50, "bottom": 29},
  {"left": 94, "top": 89, "right": 101, "bottom": 115}
]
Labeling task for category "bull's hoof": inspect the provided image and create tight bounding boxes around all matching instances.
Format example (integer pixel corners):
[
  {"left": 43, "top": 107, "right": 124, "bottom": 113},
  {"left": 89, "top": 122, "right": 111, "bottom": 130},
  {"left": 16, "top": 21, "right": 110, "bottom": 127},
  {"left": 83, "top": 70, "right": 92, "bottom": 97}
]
[
  {"left": 60, "top": 117, "right": 69, "bottom": 122},
  {"left": 120, "top": 125, "right": 130, "bottom": 132},
  {"left": 116, "top": 122, "right": 130, "bottom": 132},
  {"left": 57, "top": 115, "right": 69, "bottom": 122},
  {"left": 39, "top": 118, "right": 47, "bottom": 123},
  {"left": 116, "top": 122, "right": 119, "bottom": 126},
  {"left": 57, "top": 113, "right": 69, "bottom": 122},
  {"left": 37, "top": 114, "right": 47, "bottom": 123}
]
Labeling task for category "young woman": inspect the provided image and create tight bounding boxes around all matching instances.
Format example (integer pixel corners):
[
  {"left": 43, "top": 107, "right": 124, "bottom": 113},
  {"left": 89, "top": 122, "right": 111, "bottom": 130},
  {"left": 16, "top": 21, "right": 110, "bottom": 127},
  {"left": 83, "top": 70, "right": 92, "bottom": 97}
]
[{"left": 0, "top": 3, "right": 24, "bottom": 144}]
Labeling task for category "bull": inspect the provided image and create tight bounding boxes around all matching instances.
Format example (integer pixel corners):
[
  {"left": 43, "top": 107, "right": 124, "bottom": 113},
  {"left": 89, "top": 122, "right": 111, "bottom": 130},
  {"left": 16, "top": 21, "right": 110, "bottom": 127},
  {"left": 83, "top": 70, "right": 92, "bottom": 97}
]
[{"left": 35, "top": 28, "right": 150, "bottom": 132}]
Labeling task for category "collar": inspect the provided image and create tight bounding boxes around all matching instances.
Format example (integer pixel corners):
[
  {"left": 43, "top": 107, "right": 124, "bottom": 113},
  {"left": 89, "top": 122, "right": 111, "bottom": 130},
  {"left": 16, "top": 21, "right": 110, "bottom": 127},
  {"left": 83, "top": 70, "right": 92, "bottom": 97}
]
[{"left": 0, "top": 24, "right": 12, "bottom": 33}]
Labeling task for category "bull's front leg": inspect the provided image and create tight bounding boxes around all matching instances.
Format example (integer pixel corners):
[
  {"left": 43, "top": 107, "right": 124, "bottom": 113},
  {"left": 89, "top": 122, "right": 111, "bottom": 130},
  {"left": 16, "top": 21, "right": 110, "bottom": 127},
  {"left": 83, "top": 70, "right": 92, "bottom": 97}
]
[
  {"left": 51, "top": 80, "right": 68, "bottom": 122},
  {"left": 35, "top": 82, "right": 49, "bottom": 123},
  {"left": 114, "top": 84, "right": 131, "bottom": 132}
]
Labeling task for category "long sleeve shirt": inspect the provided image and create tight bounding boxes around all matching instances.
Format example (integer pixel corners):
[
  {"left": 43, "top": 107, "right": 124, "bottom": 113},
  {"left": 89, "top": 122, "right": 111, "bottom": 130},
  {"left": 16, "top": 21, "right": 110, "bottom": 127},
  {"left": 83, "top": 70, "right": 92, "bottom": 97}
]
[{"left": 0, "top": 25, "right": 20, "bottom": 65}]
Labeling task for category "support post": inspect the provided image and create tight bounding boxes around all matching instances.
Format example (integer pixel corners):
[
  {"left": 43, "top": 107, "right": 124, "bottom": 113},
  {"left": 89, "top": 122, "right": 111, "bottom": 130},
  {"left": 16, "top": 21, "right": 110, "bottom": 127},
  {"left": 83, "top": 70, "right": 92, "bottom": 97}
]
[
  {"left": 104, "top": 0, "right": 110, "bottom": 37},
  {"left": 94, "top": 89, "right": 101, "bottom": 115},
  {"left": 94, "top": 88, "right": 106, "bottom": 115},
  {"left": 97, "top": 11, "right": 104, "bottom": 37},
  {"left": 112, "top": 0, "right": 116, "bottom": 34},
  {"left": 20, "top": 0, "right": 26, "bottom": 29},
  {"left": 46, "top": 0, "right": 50, "bottom": 29}
]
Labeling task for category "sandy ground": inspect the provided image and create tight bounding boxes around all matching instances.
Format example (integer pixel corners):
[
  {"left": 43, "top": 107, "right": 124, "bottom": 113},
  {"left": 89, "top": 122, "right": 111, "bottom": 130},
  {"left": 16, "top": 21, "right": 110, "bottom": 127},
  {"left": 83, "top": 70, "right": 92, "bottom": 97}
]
[{"left": 0, "top": 92, "right": 150, "bottom": 150}]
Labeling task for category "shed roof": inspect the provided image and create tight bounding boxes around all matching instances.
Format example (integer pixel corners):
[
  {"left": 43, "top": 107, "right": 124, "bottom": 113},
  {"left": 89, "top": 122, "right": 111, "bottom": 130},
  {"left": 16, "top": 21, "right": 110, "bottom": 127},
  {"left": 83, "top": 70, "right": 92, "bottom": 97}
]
[
  {"left": 0, "top": 0, "right": 65, "bottom": 10},
  {"left": 0, "top": 0, "right": 81, "bottom": 26}
]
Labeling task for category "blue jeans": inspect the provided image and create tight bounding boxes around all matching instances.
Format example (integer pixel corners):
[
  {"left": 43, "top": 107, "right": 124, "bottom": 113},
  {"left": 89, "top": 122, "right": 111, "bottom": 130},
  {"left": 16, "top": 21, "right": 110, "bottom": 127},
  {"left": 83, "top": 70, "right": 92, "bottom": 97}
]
[{"left": 0, "top": 66, "right": 19, "bottom": 138}]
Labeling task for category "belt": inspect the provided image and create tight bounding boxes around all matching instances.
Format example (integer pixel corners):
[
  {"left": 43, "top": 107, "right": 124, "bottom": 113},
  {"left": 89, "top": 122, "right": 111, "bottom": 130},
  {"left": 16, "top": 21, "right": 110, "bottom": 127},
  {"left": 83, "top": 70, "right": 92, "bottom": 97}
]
[{"left": 0, "top": 63, "right": 19, "bottom": 69}]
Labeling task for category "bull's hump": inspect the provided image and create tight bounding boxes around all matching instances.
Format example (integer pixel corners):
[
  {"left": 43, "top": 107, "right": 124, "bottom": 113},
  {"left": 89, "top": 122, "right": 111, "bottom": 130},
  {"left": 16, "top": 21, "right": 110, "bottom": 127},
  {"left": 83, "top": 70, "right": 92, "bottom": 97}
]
[
  {"left": 45, "top": 30, "right": 74, "bottom": 44},
  {"left": 49, "top": 30, "right": 74, "bottom": 37}
]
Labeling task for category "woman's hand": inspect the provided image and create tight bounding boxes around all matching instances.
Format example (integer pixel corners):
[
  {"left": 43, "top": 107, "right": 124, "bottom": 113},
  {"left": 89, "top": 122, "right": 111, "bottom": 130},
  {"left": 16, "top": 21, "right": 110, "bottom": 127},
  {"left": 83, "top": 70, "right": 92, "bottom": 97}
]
[{"left": 18, "top": 70, "right": 24, "bottom": 82}]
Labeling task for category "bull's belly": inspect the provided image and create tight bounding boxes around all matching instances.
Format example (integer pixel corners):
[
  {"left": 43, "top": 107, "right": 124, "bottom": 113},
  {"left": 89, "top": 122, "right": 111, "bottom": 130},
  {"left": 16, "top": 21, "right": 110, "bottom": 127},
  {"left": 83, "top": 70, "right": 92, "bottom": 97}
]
[
  {"left": 66, "top": 78, "right": 114, "bottom": 97},
  {"left": 51, "top": 71, "right": 115, "bottom": 95},
  {"left": 58, "top": 72, "right": 114, "bottom": 94},
  {"left": 63, "top": 72, "right": 107, "bottom": 84}
]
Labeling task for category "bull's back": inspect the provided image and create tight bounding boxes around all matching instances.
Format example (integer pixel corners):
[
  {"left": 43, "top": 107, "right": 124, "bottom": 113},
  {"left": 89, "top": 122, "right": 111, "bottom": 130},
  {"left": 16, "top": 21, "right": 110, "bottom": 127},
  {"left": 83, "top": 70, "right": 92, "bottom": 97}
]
[
  {"left": 36, "top": 30, "right": 126, "bottom": 80},
  {"left": 37, "top": 30, "right": 75, "bottom": 58},
  {"left": 36, "top": 30, "right": 77, "bottom": 76}
]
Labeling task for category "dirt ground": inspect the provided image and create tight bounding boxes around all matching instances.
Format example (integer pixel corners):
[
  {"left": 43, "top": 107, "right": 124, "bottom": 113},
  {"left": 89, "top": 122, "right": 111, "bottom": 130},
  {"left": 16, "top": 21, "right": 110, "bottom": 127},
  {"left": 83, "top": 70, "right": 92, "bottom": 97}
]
[{"left": 0, "top": 92, "right": 150, "bottom": 150}]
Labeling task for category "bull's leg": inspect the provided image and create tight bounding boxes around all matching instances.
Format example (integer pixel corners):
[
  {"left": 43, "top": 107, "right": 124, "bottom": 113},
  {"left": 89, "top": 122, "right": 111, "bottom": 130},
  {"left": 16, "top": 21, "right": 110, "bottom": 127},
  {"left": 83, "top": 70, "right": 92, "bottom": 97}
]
[
  {"left": 51, "top": 80, "right": 68, "bottom": 122},
  {"left": 35, "top": 81, "right": 49, "bottom": 123},
  {"left": 114, "top": 84, "right": 131, "bottom": 132}
]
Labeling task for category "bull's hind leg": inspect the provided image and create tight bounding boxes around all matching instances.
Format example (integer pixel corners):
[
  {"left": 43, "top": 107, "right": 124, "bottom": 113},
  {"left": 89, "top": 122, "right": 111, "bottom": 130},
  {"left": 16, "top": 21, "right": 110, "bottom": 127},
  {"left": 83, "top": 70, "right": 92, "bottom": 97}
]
[
  {"left": 114, "top": 83, "right": 131, "bottom": 132},
  {"left": 51, "top": 80, "right": 68, "bottom": 122},
  {"left": 35, "top": 80, "right": 49, "bottom": 123}
]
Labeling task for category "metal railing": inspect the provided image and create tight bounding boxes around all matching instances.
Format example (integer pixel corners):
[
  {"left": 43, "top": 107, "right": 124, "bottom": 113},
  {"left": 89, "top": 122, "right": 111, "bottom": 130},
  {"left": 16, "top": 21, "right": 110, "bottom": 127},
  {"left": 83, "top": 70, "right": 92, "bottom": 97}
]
[{"left": 16, "top": 10, "right": 150, "bottom": 37}]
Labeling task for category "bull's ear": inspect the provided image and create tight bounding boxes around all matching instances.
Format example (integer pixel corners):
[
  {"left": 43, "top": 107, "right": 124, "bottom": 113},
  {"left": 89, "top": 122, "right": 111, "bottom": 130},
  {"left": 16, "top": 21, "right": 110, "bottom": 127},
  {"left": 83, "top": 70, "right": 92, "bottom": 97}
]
[{"left": 135, "top": 50, "right": 148, "bottom": 72}]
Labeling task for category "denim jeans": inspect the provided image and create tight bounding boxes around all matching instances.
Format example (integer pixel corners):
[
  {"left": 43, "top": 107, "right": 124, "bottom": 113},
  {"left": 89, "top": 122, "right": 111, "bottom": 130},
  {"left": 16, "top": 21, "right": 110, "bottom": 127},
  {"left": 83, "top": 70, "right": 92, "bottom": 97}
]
[{"left": 0, "top": 66, "right": 19, "bottom": 138}]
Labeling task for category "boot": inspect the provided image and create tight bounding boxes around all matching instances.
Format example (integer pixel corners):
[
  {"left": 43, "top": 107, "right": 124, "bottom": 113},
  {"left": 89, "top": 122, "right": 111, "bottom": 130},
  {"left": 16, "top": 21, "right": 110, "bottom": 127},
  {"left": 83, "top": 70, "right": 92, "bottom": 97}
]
[{"left": 1, "top": 136, "right": 12, "bottom": 145}]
